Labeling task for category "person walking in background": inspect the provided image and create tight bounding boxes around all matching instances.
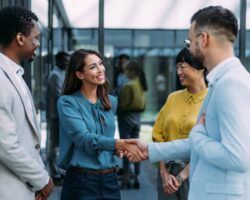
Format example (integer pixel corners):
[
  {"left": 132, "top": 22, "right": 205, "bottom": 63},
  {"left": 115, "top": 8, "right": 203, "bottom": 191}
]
[
  {"left": 46, "top": 51, "right": 70, "bottom": 181},
  {"left": 112, "top": 53, "right": 130, "bottom": 96},
  {"left": 0, "top": 6, "right": 54, "bottom": 200},
  {"left": 152, "top": 48, "right": 207, "bottom": 200},
  {"left": 155, "top": 69, "right": 167, "bottom": 110},
  {"left": 57, "top": 49, "right": 144, "bottom": 200},
  {"left": 111, "top": 53, "right": 130, "bottom": 177},
  {"left": 126, "top": 6, "right": 250, "bottom": 200},
  {"left": 118, "top": 60, "right": 148, "bottom": 189}
]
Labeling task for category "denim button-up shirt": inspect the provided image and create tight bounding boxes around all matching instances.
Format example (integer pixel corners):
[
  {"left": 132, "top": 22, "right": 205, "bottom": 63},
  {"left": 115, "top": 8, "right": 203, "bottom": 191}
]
[{"left": 57, "top": 91, "right": 118, "bottom": 170}]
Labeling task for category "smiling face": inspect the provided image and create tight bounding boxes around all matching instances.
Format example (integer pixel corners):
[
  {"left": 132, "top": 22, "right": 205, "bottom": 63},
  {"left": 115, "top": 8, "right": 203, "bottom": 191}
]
[
  {"left": 77, "top": 54, "right": 106, "bottom": 86},
  {"left": 176, "top": 61, "right": 201, "bottom": 87},
  {"left": 19, "top": 20, "right": 40, "bottom": 62}
]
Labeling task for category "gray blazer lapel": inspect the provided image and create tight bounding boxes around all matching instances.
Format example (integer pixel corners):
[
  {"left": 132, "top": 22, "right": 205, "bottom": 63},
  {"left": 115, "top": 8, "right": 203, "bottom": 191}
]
[
  {"left": 21, "top": 78, "right": 41, "bottom": 139},
  {"left": 0, "top": 63, "right": 40, "bottom": 140}
]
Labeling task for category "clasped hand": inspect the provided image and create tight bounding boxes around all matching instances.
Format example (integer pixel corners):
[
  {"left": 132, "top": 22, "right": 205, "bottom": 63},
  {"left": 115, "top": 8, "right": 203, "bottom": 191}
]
[
  {"left": 35, "top": 177, "right": 54, "bottom": 200},
  {"left": 115, "top": 139, "right": 148, "bottom": 162}
]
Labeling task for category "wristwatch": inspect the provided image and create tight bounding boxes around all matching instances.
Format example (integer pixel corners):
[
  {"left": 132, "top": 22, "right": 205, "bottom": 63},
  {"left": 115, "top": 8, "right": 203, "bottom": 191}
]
[{"left": 176, "top": 174, "right": 184, "bottom": 185}]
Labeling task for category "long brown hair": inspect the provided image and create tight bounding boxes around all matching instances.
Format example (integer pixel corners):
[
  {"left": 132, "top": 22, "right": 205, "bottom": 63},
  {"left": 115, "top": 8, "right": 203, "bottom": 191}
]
[{"left": 61, "top": 49, "right": 111, "bottom": 110}]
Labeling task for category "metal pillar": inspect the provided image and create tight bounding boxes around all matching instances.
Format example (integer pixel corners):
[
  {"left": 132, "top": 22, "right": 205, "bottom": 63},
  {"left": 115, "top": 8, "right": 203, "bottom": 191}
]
[
  {"left": 98, "top": 0, "right": 104, "bottom": 56},
  {"left": 48, "top": 0, "right": 54, "bottom": 71},
  {"left": 239, "top": 0, "right": 246, "bottom": 60}
]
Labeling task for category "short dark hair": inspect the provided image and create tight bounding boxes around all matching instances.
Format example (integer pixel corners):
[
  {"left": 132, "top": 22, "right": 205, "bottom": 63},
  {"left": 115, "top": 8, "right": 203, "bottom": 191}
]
[
  {"left": 191, "top": 6, "right": 238, "bottom": 43},
  {"left": 176, "top": 48, "right": 204, "bottom": 70},
  {"left": 0, "top": 6, "right": 38, "bottom": 47},
  {"left": 55, "top": 51, "right": 70, "bottom": 69},
  {"left": 62, "top": 49, "right": 112, "bottom": 110},
  {"left": 176, "top": 48, "right": 207, "bottom": 83},
  {"left": 118, "top": 54, "right": 130, "bottom": 60}
]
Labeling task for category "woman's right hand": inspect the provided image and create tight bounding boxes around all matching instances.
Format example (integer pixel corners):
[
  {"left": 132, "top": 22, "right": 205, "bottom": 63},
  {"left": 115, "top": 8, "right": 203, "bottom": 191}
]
[
  {"left": 159, "top": 162, "right": 179, "bottom": 194},
  {"left": 115, "top": 139, "right": 146, "bottom": 162}
]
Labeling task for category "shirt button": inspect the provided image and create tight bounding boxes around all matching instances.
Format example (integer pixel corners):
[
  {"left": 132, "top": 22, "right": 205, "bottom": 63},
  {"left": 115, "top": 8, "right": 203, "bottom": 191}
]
[{"left": 35, "top": 144, "right": 40, "bottom": 149}]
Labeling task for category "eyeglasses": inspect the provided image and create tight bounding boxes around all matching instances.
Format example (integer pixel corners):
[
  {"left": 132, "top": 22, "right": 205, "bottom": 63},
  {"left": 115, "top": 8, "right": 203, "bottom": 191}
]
[
  {"left": 184, "top": 39, "right": 191, "bottom": 49},
  {"left": 184, "top": 32, "right": 202, "bottom": 49},
  {"left": 176, "top": 62, "right": 187, "bottom": 71}
]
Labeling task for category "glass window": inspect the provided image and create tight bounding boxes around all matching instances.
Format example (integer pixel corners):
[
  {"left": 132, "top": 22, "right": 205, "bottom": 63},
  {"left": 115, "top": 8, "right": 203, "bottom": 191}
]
[{"left": 31, "top": 0, "right": 48, "bottom": 27}]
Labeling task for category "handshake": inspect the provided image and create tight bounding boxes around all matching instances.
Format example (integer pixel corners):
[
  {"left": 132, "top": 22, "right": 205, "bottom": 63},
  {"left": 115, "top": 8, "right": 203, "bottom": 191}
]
[{"left": 115, "top": 139, "right": 148, "bottom": 162}]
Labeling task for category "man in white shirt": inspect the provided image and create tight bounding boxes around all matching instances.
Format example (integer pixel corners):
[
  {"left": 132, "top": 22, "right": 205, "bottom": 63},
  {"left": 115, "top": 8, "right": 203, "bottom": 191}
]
[
  {"left": 0, "top": 6, "right": 54, "bottom": 200},
  {"left": 127, "top": 6, "right": 250, "bottom": 200}
]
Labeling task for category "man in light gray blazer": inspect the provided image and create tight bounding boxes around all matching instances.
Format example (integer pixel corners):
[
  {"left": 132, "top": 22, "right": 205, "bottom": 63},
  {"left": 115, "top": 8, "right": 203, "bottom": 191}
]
[
  {"left": 127, "top": 6, "right": 250, "bottom": 200},
  {"left": 0, "top": 6, "right": 54, "bottom": 200}
]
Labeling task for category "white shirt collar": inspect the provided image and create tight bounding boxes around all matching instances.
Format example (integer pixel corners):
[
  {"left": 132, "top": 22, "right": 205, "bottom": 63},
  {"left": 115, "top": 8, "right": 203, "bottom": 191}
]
[
  {"left": 0, "top": 52, "right": 24, "bottom": 76},
  {"left": 206, "top": 57, "right": 239, "bottom": 87},
  {"left": 54, "top": 66, "right": 66, "bottom": 74}
]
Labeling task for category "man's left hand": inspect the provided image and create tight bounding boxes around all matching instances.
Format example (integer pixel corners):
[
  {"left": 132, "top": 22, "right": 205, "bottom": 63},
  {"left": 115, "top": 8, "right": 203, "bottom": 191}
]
[{"left": 197, "top": 112, "right": 206, "bottom": 125}]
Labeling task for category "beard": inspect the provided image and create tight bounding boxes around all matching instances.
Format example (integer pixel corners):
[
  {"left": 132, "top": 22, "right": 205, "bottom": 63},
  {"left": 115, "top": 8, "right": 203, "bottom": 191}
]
[
  {"left": 192, "top": 41, "right": 205, "bottom": 66},
  {"left": 22, "top": 52, "right": 35, "bottom": 63},
  {"left": 28, "top": 57, "right": 34, "bottom": 63}
]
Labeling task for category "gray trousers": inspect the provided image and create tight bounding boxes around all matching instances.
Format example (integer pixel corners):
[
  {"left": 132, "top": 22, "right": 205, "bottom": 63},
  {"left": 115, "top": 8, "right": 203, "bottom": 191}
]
[
  {"left": 47, "top": 118, "right": 61, "bottom": 177},
  {"left": 157, "top": 163, "right": 189, "bottom": 200}
]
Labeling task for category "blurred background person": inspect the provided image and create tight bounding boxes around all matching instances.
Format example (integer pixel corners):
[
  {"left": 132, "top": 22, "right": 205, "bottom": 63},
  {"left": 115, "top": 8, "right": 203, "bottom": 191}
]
[
  {"left": 111, "top": 53, "right": 130, "bottom": 177},
  {"left": 112, "top": 53, "right": 130, "bottom": 96},
  {"left": 152, "top": 48, "right": 207, "bottom": 200},
  {"left": 46, "top": 51, "right": 70, "bottom": 181},
  {"left": 118, "top": 60, "right": 148, "bottom": 189},
  {"left": 155, "top": 66, "right": 167, "bottom": 110}
]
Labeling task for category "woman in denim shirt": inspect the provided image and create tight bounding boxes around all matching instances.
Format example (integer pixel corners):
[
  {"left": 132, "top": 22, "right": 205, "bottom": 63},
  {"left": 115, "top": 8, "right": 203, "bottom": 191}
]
[{"left": 57, "top": 49, "right": 143, "bottom": 200}]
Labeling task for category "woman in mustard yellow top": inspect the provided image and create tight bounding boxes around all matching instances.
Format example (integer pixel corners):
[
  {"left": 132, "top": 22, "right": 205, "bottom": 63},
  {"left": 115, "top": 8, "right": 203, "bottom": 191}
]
[{"left": 152, "top": 48, "right": 208, "bottom": 200}]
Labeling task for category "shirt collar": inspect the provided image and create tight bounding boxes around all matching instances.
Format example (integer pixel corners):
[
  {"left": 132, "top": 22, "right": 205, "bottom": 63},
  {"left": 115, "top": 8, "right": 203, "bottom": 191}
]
[
  {"left": 183, "top": 88, "right": 208, "bottom": 104},
  {"left": 54, "top": 66, "right": 66, "bottom": 75},
  {"left": 0, "top": 52, "right": 24, "bottom": 76},
  {"left": 55, "top": 66, "right": 63, "bottom": 71},
  {"left": 206, "top": 57, "right": 239, "bottom": 87},
  {"left": 76, "top": 90, "right": 102, "bottom": 107}
]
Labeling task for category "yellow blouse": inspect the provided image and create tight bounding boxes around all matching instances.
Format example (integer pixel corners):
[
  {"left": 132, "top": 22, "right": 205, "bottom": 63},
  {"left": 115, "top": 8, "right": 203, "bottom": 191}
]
[{"left": 152, "top": 88, "right": 208, "bottom": 142}]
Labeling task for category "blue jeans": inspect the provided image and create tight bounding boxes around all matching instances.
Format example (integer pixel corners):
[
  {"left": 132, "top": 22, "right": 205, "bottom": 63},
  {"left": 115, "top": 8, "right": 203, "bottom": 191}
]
[
  {"left": 118, "top": 112, "right": 141, "bottom": 176},
  {"left": 61, "top": 170, "right": 121, "bottom": 200}
]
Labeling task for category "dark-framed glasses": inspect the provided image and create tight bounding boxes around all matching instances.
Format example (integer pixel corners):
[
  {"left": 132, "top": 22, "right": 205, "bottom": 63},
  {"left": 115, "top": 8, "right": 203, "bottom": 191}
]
[
  {"left": 184, "top": 32, "right": 202, "bottom": 49},
  {"left": 184, "top": 39, "right": 191, "bottom": 48}
]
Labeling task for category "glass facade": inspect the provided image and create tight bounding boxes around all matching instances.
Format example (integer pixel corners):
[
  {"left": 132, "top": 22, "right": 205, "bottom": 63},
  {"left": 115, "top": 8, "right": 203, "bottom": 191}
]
[
  {"left": 30, "top": 0, "right": 71, "bottom": 126},
  {"left": 1, "top": 0, "right": 249, "bottom": 123},
  {"left": 69, "top": 28, "right": 245, "bottom": 121}
]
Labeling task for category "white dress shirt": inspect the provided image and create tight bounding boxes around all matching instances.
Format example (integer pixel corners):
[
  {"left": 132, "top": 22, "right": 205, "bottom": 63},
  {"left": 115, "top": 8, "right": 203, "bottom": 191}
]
[{"left": 0, "top": 53, "right": 32, "bottom": 109}]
